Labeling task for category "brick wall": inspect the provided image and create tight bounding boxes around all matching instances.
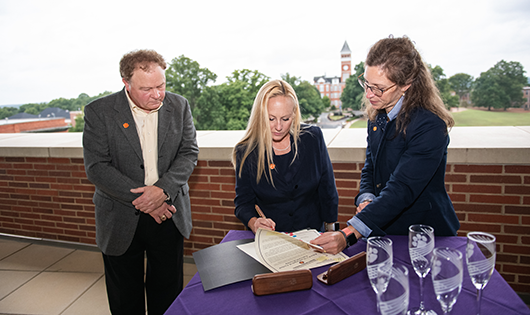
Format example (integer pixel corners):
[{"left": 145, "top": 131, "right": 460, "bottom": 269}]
[
  {"left": 0, "top": 157, "right": 96, "bottom": 243},
  {"left": 0, "top": 156, "right": 529, "bottom": 293}
]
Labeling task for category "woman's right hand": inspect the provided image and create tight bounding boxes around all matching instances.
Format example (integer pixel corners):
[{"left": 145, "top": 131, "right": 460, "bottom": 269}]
[
  {"left": 356, "top": 200, "right": 372, "bottom": 214},
  {"left": 248, "top": 217, "right": 276, "bottom": 233}
]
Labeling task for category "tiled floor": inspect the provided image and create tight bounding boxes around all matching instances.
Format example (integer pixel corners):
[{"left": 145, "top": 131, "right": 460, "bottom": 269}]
[{"left": 0, "top": 235, "right": 198, "bottom": 315}]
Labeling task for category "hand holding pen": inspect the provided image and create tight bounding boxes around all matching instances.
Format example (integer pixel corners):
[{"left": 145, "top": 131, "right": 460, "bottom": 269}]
[{"left": 249, "top": 205, "right": 276, "bottom": 233}]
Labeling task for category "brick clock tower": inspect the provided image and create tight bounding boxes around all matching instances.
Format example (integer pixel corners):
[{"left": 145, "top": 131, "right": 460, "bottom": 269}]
[
  {"left": 341, "top": 41, "right": 352, "bottom": 83},
  {"left": 313, "top": 41, "right": 352, "bottom": 109}
]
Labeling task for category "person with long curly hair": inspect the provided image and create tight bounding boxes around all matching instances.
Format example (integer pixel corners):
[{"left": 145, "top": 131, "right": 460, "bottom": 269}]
[{"left": 312, "top": 36, "right": 459, "bottom": 254}]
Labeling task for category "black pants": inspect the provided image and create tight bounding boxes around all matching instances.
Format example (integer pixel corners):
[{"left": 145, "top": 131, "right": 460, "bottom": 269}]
[{"left": 102, "top": 213, "right": 184, "bottom": 315}]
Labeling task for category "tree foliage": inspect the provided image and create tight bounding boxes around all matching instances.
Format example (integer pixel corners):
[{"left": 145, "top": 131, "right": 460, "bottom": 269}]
[
  {"left": 193, "top": 69, "right": 269, "bottom": 130},
  {"left": 165, "top": 55, "right": 217, "bottom": 111},
  {"left": 0, "top": 92, "right": 112, "bottom": 120},
  {"left": 0, "top": 106, "right": 20, "bottom": 119},
  {"left": 429, "top": 65, "right": 459, "bottom": 109},
  {"left": 6, "top": 55, "right": 527, "bottom": 132},
  {"left": 282, "top": 73, "right": 325, "bottom": 121},
  {"left": 448, "top": 73, "right": 474, "bottom": 100},
  {"left": 341, "top": 61, "right": 365, "bottom": 110},
  {"left": 69, "top": 107, "right": 85, "bottom": 132},
  {"left": 472, "top": 60, "right": 527, "bottom": 111}
]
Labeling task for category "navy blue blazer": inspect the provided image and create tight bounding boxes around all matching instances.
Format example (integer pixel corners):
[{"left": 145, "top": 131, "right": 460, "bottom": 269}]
[
  {"left": 355, "top": 108, "right": 460, "bottom": 236},
  {"left": 234, "top": 125, "right": 338, "bottom": 232}
]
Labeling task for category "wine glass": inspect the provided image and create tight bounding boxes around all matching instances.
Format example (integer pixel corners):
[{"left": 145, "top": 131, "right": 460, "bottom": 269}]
[
  {"left": 431, "top": 247, "right": 463, "bottom": 314},
  {"left": 466, "top": 232, "right": 496, "bottom": 315},
  {"left": 408, "top": 224, "right": 435, "bottom": 315},
  {"left": 378, "top": 263, "right": 410, "bottom": 315},
  {"left": 367, "top": 236, "right": 393, "bottom": 313}
]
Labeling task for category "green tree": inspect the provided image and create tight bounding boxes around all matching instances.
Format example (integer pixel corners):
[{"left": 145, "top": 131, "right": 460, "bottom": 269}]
[
  {"left": 472, "top": 71, "right": 507, "bottom": 110},
  {"left": 322, "top": 96, "right": 331, "bottom": 109},
  {"left": 224, "top": 70, "right": 269, "bottom": 130},
  {"left": 193, "top": 85, "right": 226, "bottom": 130},
  {"left": 17, "top": 92, "right": 112, "bottom": 116},
  {"left": 282, "top": 73, "right": 325, "bottom": 121},
  {"left": 165, "top": 55, "right": 217, "bottom": 111},
  {"left": 472, "top": 60, "right": 527, "bottom": 111},
  {"left": 193, "top": 69, "right": 269, "bottom": 130},
  {"left": 19, "top": 102, "right": 48, "bottom": 115},
  {"left": 69, "top": 107, "right": 85, "bottom": 132},
  {"left": 448, "top": 73, "right": 474, "bottom": 105},
  {"left": 429, "top": 65, "right": 459, "bottom": 109},
  {"left": 341, "top": 61, "right": 365, "bottom": 110},
  {"left": 0, "top": 106, "right": 19, "bottom": 119}
]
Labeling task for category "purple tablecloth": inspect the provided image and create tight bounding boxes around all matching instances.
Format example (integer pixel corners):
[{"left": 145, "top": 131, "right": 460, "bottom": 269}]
[{"left": 166, "top": 230, "right": 530, "bottom": 315}]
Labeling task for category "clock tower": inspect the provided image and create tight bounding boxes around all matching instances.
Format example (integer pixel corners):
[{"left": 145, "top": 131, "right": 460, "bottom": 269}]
[
  {"left": 341, "top": 41, "right": 352, "bottom": 83},
  {"left": 313, "top": 41, "right": 352, "bottom": 110}
]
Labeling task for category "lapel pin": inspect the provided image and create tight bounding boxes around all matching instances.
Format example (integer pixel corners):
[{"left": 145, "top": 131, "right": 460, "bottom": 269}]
[
  {"left": 373, "top": 126, "right": 377, "bottom": 132},
  {"left": 270, "top": 164, "right": 276, "bottom": 170},
  {"left": 123, "top": 123, "right": 129, "bottom": 129}
]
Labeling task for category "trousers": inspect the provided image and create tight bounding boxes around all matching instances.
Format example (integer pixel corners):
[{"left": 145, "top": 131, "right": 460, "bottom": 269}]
[{"left": 102, "top": 213, "right": 184, "bottom": 315}]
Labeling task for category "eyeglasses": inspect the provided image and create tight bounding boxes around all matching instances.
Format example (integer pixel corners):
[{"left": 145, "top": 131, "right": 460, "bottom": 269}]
[{"left": 357, "top": 73, "right": 396, "bottom": 97}]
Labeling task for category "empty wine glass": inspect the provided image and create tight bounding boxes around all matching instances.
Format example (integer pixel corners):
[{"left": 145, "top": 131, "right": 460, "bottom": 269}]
[
  {"left": 367, "top": 236, "right": 393, "bottom": 313},
  {"left": 466, "top": 232, "right": 496, "bottom": 315},
  {"left": 378, "top": 264, "right": 410, "bottom": 315},
  {"left": 432, "top": 247, "right": 463, "bottom": 314},
  {"left": 408, "top": 224, "right": 435, "bottom": 315}
]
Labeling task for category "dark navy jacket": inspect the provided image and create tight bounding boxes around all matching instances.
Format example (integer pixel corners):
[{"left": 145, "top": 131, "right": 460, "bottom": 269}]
[
  {"left": 234, "top": 125, "right": 338, "bottom": 232},
  {"left": 355, "top": 108, "right": 460, "bottom": 236}
]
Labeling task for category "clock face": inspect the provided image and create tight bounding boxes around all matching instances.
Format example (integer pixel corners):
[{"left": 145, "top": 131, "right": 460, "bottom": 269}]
[{"left": 343, "top": 65, "right": 349, "bottom": 71}]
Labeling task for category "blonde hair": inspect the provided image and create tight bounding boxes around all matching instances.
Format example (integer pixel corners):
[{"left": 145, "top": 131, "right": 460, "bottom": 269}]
[
  {"left": 362, "top": 36, "right": 454, "bottom": 134},
  {"left": 232, "top": 79, "right": 302, "bottom": 184}
]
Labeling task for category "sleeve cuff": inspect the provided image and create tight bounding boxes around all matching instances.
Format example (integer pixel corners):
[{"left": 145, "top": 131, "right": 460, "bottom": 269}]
[
  {"left": 356, "top": 193, "right": 376, "bottom": 207},
  {"left": 347, "top": 216, "right": 372, "bottom": 238}
]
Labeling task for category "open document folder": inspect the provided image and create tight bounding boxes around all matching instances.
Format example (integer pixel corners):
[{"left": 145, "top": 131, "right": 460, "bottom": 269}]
[
  {"left": 193, "top": 238, "right": 272, "bottom": 291},
  {"left": 237, "top": 228, "right": 348, "bottom": 273}
]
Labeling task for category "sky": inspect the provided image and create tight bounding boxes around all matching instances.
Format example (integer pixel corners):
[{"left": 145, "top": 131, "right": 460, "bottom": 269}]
[{"left": 1, "top": 0, "right": 529, "bottom": 106}]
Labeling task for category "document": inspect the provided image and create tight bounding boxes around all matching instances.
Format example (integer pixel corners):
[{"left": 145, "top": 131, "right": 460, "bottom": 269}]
[{"left": 238, "top": 229, "right": 348, "bottom": 273}]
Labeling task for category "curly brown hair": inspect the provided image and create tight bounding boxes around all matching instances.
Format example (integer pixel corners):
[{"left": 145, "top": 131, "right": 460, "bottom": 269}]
[
  {"left": 119, "top": 49, "right": 167, "bottom": 81},
  {"left": 362, "top": 36, "right": 454, "bottom": 134}
]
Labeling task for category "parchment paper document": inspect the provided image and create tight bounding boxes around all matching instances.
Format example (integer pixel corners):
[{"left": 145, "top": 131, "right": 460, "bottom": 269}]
[{"left": 249, "top": 228, "right": 348, "bottom": 273}]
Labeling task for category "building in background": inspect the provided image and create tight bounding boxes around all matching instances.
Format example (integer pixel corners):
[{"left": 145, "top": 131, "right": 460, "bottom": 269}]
[
  {"left": 523, "top": 86, "right": 530, "bottom": 110},
  {"left": 313, "top": 41, "right": 351, "bottom": 109},
  {"left": 0, "top": 107, "right": 73, "bottom": 133}
]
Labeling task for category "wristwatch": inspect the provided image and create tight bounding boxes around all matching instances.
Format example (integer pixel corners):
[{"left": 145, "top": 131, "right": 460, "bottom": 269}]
[
  {"left": 339, "top": 227, "right": 358, "bottom": 248},
  {"left": 325, "top": 222, "right": 339, "bottom": 231}
]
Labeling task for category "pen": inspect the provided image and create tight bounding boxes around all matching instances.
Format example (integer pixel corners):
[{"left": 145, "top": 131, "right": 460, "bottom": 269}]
[
  {"left": 255, "top": 205, "right": 266, "bottom": 219},
  {"left": 255, "top": 205, "right": 276, "bottom": 232}
]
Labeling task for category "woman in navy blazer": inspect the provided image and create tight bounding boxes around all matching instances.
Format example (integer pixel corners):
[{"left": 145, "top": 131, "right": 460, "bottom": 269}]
[
  {"left": 313, "top": 36, "right": 460, "bottom": 254},
  {"left": 232, "top": 79, "right": 338, "bottom": 233}
]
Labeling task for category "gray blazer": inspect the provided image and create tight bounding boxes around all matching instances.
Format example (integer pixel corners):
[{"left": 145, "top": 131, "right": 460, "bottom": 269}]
[{"left": 83, "top": 88, "right": 199, "bottom": 256}]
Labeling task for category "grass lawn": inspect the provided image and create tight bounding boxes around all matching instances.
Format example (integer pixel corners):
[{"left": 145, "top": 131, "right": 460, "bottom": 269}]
[
  {"left": 451, "top": 109, "right": 530, "bottom": 126},
  {"left": 349, "top": 109, "right": 530, "bottom": 128}
]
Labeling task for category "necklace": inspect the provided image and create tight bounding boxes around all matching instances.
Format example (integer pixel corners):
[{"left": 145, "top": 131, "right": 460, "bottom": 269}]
[{"left": 273, "top": 139, "right": 291, "bottom": 151}]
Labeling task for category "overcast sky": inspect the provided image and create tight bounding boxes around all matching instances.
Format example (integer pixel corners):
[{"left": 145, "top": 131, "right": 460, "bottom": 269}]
[{"left": 1, "top": 0, "right": 529, "bottom": 106}]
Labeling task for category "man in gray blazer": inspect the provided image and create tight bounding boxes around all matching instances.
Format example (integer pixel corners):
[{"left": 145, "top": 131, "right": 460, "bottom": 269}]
[{"left": 83, "top": 49, "right": 199, "bottom": 315}]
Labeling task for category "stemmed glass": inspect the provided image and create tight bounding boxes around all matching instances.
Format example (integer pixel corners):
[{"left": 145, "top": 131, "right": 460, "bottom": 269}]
[
  {"left": 379, "top": 264, "right": 410, "bottom": 315},
  {"left": 408, "top": 224, "right": 435, "bottom": 315},
  {"left": 367, "top": 236, "right": 393, "bottom": 313},
  {"left": 431, "top": 247, "right": 463, "bottom": 314},
  {"left": 466, "top": 232, "right": 496, "bottom": 315}
]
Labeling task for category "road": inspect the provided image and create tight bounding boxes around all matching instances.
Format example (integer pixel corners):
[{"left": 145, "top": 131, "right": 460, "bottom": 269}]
[{"left": 317, "top": 112, "right": 344, "bottom": 129}]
